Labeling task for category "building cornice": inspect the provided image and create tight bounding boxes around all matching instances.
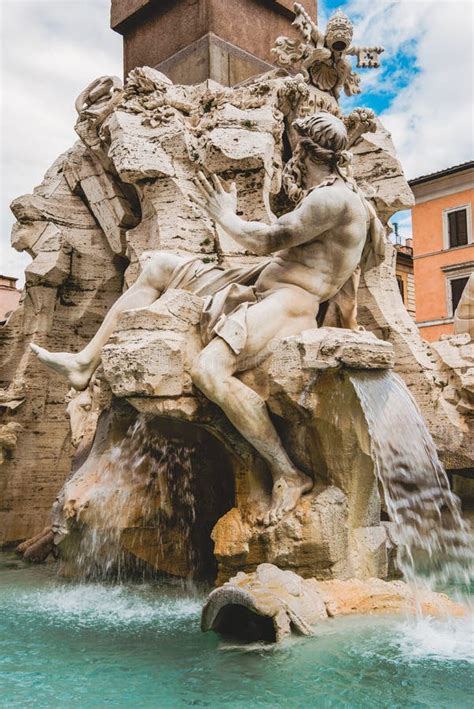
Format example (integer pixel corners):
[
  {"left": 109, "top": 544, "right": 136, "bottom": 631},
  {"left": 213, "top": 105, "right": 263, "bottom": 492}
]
[
  {"left": 410, "top": 166, "right": 474, "bottom": 204},
  {"left": 413, "top": 243, "right": 474, "bottom": 260},
  {"left": 409, "top": 161, "right": 474, "bottom": 187}
]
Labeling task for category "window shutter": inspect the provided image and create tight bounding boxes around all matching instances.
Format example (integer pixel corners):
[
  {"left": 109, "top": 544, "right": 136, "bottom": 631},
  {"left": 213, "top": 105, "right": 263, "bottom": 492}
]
[
  {"left": 448, "top": 209, "right": 468, "bottom": 247},
  {"left": 450, "top": 276, "right": 469, "bottom": 314},
  {"left": 456, "top": 209, "right": 468, "bottom": 245}
]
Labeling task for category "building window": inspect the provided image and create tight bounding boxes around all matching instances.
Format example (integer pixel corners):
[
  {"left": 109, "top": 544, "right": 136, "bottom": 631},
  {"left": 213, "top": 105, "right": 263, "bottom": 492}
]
[
  {"left": 443, "top": 205, "right": 472, "bottom": 249},
  {"left": 396, "top": 275, "right": 405, "bottom": 301},
  {"left": 449, "top": 276, "right": 469, "bottom": 315},
  {"left": 447, "top": 208, "right": 468, "bottom": 247}
]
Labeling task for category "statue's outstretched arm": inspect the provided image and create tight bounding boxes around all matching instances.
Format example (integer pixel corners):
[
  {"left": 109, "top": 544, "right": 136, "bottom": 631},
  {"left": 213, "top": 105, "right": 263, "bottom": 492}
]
[{"left": 190, "top": 173, "right": 335, "bottom": 255}]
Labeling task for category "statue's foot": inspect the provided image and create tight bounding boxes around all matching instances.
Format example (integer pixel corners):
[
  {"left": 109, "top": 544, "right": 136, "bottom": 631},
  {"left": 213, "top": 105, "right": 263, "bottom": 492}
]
[
  {"left": 347, "top": 320, "right": 365, "bottom": 332},
  {"left": 260, "top": 473, "right": 313, "bottom": 526},
  {"left": 30, "top": 344, "right": 93, "bottom": 391}
]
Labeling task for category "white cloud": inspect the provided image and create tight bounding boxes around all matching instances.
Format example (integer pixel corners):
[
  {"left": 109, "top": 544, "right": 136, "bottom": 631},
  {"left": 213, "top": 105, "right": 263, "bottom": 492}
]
[
  {"left": 0, "top": 0, "right": 122, "bottom": 282},
  {"left": 338, "top": 0, "right": 474, "bottom": 178}
]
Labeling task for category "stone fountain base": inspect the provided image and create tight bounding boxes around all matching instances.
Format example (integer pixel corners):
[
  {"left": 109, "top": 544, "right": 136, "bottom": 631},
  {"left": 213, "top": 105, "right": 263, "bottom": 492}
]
[
  {"left": 43, "top": 289, "right": 401, "bottom": 584},
  {"left": 201, "top": 563, "right": 466, "bottom": 643}
]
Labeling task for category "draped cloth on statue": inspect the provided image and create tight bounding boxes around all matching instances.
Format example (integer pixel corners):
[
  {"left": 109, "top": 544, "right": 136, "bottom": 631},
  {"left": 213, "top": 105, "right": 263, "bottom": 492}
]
[
  {"left": 359, "top": 196, "right": 386, "bottom": 272},
  {"left": 164, "top": 187, "right": 386, "bottom": 355},
  {"left": 166, "top": 256, "right": 270, "bottom": 355}
]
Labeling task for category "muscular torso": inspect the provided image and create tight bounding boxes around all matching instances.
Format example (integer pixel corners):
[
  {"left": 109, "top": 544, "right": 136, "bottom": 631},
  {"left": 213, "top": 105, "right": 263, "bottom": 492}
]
[{"left": 255, "top": 183, "right": 368, "bottom": 302}]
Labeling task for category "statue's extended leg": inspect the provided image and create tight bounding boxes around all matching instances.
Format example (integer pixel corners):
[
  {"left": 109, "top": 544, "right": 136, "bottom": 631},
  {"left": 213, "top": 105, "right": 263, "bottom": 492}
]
[
  {"left": 191, "top": 288, "right": 315, "bottom": 525},
  {"left": 31, "top": 252, "right": 185, "bottom": 390}
]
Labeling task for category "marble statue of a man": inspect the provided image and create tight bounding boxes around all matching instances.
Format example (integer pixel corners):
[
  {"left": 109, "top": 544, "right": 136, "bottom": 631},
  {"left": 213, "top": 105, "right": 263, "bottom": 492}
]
[{"left": 31, "top": 112, "right": 383, "bottom": 524}]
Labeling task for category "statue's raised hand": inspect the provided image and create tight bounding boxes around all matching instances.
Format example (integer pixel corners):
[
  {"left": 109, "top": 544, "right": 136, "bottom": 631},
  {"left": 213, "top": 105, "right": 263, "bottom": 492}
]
[{"left": 189, "top": 171, "right": 237, "bottom": 223}]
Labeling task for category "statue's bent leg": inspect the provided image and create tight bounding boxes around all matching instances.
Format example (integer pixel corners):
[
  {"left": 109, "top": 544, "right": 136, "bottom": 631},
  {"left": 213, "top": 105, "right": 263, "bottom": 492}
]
[
  {"left": 30, "top": 252, "right": 185, "bottom": 390},
  {"left": 191, "top": 288, "right": 315, "bottom": 525}
]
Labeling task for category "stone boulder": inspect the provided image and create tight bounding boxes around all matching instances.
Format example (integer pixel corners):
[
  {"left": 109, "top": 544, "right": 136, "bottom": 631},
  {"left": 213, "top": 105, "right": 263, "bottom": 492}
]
[
  {"left": 201, "top": 563, "right": 466, "bottom": 644},
  {"left": 202, "top": 563, "right": 328, "bottom": 642}
]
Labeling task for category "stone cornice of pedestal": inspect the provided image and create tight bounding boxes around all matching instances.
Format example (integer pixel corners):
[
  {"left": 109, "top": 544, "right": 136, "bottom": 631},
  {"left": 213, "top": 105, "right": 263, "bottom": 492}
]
[
  {"left": 111, "top": 0, "right": 317, "bottom": 78},
  {"left": 111, "top": 1, "right": 316, "bottom": 33},
  {"left": 155, "top": 33, "right": 277, "bottom": 87}
]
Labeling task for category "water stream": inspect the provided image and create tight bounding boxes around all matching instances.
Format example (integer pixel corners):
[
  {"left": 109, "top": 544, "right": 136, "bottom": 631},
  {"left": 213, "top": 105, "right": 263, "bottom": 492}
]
[
  {"left": 350, "top": 370, "right": 473, "bottom": 591},
  {"left": 75, "top": 416, "right": 197, "bottom": 582}
]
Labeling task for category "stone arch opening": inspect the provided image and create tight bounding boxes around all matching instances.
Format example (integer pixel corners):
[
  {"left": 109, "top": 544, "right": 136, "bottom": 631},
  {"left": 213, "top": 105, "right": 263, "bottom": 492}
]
[
  {"left": 212, "top": 604, "right": 276, "bottom": 643},
  {"left": 133, "top": 415, "right": 237, "bottom": 582}
]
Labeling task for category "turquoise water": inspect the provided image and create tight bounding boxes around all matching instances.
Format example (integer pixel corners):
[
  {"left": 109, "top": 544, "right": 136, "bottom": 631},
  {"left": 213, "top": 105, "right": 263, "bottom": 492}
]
[{"left": 0, "top": 555, "right": 472, "bottom": 709}]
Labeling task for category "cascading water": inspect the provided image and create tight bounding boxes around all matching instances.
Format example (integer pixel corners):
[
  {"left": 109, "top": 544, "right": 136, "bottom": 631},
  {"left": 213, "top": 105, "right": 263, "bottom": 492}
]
[
  {"left": 350, "top": 370, "right": 473, "bottom": 590},
  {"left": 75, "top": 415, "right": 197, "bottom": 582}
]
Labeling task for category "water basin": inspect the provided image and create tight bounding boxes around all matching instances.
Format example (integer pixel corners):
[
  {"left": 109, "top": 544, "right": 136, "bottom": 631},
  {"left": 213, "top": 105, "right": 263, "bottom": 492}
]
[{"left": 0, "top": 554, "right": 472, "bottom": 708}]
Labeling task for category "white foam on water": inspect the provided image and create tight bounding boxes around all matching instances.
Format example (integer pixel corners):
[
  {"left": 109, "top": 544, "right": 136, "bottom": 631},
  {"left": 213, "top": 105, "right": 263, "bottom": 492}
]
[
  {"left": 394, "top": 614, "right": 474, "bottom": 663},
  {"left": 15, "top": 583, "right": 202, "bottom": 630}
]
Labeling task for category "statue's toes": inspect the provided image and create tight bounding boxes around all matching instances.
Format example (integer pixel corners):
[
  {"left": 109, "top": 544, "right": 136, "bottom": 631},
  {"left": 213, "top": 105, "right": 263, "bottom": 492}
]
[
  {"left": 260, "top": 509, "right": 277, "bottom": 526},
  {"left": 263, "top": 511, "right": 272, "bottom": 526},
  {"left": 30, "top": 343, "right": 48, "bottom": 361}
]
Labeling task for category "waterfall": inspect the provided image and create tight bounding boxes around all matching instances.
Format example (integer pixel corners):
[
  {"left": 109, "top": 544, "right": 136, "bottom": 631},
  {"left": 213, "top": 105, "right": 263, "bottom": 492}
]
[
  {"left": 350, "top": 370, "right": 473, "bottom": 589},
  {"left": 75, "top": 415, "right": 196, "bottom": 582}
]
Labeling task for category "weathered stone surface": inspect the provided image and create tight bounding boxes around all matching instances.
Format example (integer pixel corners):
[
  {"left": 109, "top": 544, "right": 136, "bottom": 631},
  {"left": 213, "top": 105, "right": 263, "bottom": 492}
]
[
  {"left": 351, "top": 119, "right": 414, "bottom": 222},
  {"left": 102, "top": 290, "right": 203, "bottom": 398},
  {"left": 317, "top": 577, "right": 466, "bottom": 619},
  {"left": 2, "top": 39, "right": 471, "bottom": 583},
  {"left": 202, "top": 564, "right": 466, "bottom": 643},
  {"left": 64, "top": 145, "right": 140, "bottom": 256},
  {"left": 25, "top": 244, "right": 71, "bottom": 288},
  {"left": 212, "top": 486, "right": 352, "bottom": 584},
  {"left": 270, "top": 327, "right": 394, "bottom": 375},
  {"left": 0, "top": 147, "right": 124, "bottom": 544},
  {"left": 429, "top": 334, "right": 474, "bottom": 463},
  {"left": 0, "top": 422, "right": 23, "bottom": 465},
  {"left": 202, "top": 563, "right": 328, "bottom": 642}
]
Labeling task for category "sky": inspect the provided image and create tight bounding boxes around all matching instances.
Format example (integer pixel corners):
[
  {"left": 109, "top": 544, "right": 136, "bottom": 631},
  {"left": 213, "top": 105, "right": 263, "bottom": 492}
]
[{"left": 1, "top": 0, "right": 473, "bottom": 283}]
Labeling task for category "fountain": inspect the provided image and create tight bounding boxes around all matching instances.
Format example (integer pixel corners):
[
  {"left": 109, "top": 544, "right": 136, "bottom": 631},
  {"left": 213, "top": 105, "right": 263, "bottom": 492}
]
[{"left": 1, "top": 3, "right": 473, "bottom": 661}]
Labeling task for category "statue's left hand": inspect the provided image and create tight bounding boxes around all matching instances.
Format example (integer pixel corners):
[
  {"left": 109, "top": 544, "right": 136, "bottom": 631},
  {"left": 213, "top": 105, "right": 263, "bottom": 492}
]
[{"left": 189, "top": 172, "right": 237, "bottom": 223}]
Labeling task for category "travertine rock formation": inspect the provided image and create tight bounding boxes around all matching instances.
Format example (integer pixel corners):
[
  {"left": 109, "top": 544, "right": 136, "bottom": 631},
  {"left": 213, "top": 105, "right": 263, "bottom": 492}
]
[
  {"left": 51, "top": 313, "right": 397, "bottom": 582},
  {"left": 201, "top": 563, "right": 466, "bottom": 643},
  {"left": 1, "top": 53, "right": 471, "bottom": 583},
  {"left": 454, "top": 272, "right": 474, "bottom": 338},
  {"left": 431, "top": 333, "right": 474, "bottom": 429},
  {"left": 1, "top": 150, "right": 130, "bottom": 543}
]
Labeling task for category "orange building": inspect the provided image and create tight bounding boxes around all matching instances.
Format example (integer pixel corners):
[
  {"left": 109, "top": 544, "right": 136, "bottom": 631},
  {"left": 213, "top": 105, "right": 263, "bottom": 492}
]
[
  {"left": 395, "top": 240, "right": 415, "bottom": 318},
  {"left": 409, "top": 161, "right": 474, "bottom": 342},
  {"left": 0, "top": 274, "right": 21, "bottom": 324}
]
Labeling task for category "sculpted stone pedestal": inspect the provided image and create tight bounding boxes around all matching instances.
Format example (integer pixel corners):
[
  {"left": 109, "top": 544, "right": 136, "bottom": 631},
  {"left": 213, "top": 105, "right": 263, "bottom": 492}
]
[{"left": 52, "top": 289, "right": 398, "bottom": 582}]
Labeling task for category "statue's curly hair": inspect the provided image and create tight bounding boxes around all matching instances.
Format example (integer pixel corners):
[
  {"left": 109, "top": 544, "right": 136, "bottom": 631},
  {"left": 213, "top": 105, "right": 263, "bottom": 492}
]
[{"left": 282, "top": 112, "right": 352, "bottom": 203}]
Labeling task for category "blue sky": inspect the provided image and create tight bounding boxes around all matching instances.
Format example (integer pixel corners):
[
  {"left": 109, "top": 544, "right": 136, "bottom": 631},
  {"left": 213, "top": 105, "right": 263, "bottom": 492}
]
[
  {"left": 1, "top": 0, "right": 473, "bottom": 280},
  {"left": 321, "top": 0, "right": 418, "bottom": 115}
]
